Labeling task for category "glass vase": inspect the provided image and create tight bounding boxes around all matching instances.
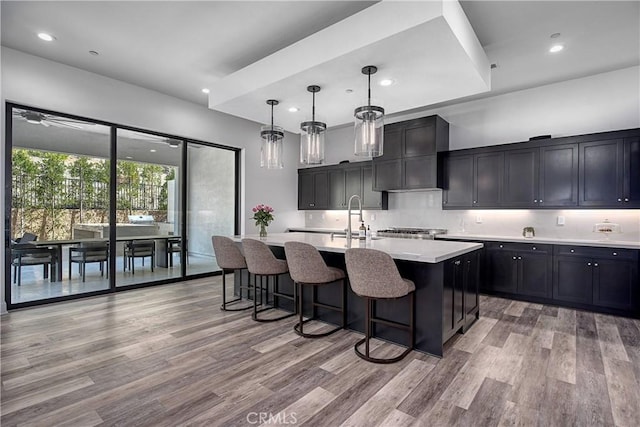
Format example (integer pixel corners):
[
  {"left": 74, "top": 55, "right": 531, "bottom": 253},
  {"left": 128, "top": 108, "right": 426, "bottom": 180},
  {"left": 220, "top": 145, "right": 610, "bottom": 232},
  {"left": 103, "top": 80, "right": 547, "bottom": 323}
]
[{"left": 259, "top": 223, "right": 268, "bottom": 238}]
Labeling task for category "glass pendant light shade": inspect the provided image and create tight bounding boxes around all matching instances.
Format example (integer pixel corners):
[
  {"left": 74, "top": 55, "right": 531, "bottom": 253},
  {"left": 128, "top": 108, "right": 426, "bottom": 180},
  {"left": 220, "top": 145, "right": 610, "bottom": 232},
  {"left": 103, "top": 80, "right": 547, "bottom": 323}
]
[
  {"left": 354, "top": 65, "right": 384, "bottom": 157},
  {"left": 260, "top": 100, "right": 284, "bottom": 169},
  {"left": 300, "top": 85, "right": 326, "bottom": 164}
]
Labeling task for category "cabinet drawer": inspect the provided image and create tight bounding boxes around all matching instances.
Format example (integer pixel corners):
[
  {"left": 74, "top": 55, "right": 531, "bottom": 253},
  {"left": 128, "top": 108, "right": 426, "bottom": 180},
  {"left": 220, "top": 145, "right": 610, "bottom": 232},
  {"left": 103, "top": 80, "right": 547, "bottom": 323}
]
[
  {"left": 485, "top": 242, "right": 552, "bottom": 254},
  {"left": 554, "top": 245, "right": 638, "bottom": 261}
]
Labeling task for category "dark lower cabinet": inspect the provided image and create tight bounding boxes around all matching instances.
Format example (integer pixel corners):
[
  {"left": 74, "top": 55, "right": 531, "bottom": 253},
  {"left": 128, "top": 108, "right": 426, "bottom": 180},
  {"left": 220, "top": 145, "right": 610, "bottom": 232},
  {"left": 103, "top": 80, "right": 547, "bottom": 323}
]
[
  {"left": 482, "top": 242, "right": 552, "bottom": 298},
  {"left": 444, "top": 251, "right": 479, "bottom": 341},
  {"left": 553, "top": 246, "right": 638, "bottom": 313}
]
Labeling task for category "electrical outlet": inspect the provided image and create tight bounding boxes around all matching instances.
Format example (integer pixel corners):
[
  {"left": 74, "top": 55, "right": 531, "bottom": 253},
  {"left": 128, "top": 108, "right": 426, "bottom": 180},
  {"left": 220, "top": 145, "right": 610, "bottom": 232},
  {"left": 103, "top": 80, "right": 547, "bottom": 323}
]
[
  {"left": 475, "top": 215, "right": 482, "bottom": 224},
  {"left": 308, "top": 213, "right": 313, "bottom": 220},
  {"left": 370, "top": 214, "right": 376, "bottom": 221},
  {"left": 321, "top": 213, "right": 325, "bottom": 220},
  {"left": 557, "top": 216, "right": 565, "bottom": 226}
]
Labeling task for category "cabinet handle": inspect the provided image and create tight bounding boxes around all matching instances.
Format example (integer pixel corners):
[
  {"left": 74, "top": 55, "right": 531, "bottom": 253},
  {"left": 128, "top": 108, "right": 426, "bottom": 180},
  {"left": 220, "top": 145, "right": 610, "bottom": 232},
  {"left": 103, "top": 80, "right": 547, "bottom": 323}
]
[
  {"left": 532, "top": 247, "right": 536, "bottom": 250},
  {"left": 594, "top": 263, "right": 599, "bottom": 267},
  {"left": 570, "top": 249, "right": 575, "bottom": 253},
  {"left": 534, "top": 199, "right": 538, "bottom": 203},
  {"left": 454, "top": 260, "right": 461, "bottom": 265},
  {"left": 513, "top": 256, "right": 517, "bottom": 260},
  {"left": 499, "top": 245, "right": 503, "bottom": 248},
  {"left": 618, "top": 198, "right": 622, "bottom": 202},
  {"left": 310, "top": 203, "right": 315, "bottom": 207},
  {"left": 518, "top": 256, "right": 522, "bottom": 260},
  {"left": 613, "top": 252, "right": 618, "bottom": 256},
  {"left": 587, "top": 262, "right": 591, "bottom": 266},
  {"left": 625, "top": 198, "right": 629, "bottom": 202},
  {"left": 473, "top": 201, "right": 477, "bottom": 204},
  {"left": 539, "top": 200, "right": 543, "bottom": 203}
]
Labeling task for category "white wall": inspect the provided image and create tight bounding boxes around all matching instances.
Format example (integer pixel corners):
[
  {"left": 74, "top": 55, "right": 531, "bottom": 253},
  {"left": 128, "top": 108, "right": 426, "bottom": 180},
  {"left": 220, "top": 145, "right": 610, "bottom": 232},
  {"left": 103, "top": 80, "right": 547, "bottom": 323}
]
[
  {"left": 308, "top": 66, "right": 640, "bottom": 242},
  {"left": 1, "top": 47, "right": 304, "bottom": 313}
]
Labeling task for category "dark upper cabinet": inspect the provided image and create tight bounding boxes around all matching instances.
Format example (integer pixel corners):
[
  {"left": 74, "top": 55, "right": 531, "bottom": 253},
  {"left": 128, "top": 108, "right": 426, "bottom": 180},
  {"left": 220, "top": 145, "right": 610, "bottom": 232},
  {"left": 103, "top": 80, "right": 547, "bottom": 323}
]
[
  {"left": 579, "top": 137, "right": 640, "bottom": 208},
  {"left": 624, "top": 137, "right": 640, "bottom": 207},
  {"left": 503, "top": 148, "right": 539, "bottom": 207},
  {"left": 298, "top": 169, "right": 328, "bottom": 210},
  {"left": 299, "top": 162, "right": 387, "bottom": 210},
  {"left": 539, "top": 144, "right": 579, "bottom": 207},
  {"left": 579, "top": 139, "right": 623, "bottom": 206},
  {"left": 373, "top": 115, "right": 449, "bottom": 191},
  {"left": 474, "top": 152, "right": 503, "bottom": 207},
  {"left": 442, "top": 155, "right": 474, "bottom": 207}
]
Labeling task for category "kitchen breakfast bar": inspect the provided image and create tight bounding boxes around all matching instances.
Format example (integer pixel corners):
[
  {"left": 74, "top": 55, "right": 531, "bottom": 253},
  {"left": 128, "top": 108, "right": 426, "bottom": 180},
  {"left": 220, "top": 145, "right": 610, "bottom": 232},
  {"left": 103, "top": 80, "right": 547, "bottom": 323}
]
[{"left": 233, "top": 233, "right": 483, "bottom": 357}]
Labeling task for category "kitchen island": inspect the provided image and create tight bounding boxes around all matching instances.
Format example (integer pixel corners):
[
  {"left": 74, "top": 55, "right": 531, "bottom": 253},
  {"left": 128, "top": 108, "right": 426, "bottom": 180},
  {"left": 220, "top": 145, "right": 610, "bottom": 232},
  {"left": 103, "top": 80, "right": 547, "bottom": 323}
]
[{"left": 233, "top": 232, "right": 483, "bottom": 357}]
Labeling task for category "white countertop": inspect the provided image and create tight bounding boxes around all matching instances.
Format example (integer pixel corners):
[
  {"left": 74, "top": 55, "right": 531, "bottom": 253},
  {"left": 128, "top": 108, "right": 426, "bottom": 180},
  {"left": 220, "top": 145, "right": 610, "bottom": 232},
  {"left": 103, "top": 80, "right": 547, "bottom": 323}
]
[
  {"left": 234, "top": 232, "right": 483, "bottom": 263},
  {"left": 438, "top": 233, "right": 640, "bottom": 249}
]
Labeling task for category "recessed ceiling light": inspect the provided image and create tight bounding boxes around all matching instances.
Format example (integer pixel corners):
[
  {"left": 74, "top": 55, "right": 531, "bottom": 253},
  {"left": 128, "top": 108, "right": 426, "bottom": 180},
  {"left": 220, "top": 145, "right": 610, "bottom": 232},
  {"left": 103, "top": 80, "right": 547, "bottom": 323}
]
[
  {"left": 379, "top": 79, "right": 395, "bottom": 87},
  {"left": 150, "top": 149, "right": 157, "bottom": 153},
  {"left": 37, "top": 32, "right": 55, "bottom": 42},
  {"left": 549, "top": 44, "right": 564, "bottom": 53},
  {"left": 89, "top": 50, "right": 99, "bottom": 56},
  {"left": 550, "top": 32, "right": 561, "bottom": 39},
  {"left": 288, "top": 107, "right": 299, "bottom": 113},
  {"left": 201, "top": 88, "right": 210, "bottom": 94},
  {"left": 125, "top": 156, "right": 133, "bottom": 159},
  {"left": 345, "top": 89, "right": 354, "bottom": 94}
]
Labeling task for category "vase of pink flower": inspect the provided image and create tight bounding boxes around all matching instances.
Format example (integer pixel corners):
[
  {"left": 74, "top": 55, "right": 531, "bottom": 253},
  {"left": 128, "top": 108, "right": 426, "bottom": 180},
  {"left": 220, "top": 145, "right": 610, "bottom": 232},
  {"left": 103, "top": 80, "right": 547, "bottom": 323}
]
[{"left": 252, "top": 204, "right": 274, "bottom": 238}]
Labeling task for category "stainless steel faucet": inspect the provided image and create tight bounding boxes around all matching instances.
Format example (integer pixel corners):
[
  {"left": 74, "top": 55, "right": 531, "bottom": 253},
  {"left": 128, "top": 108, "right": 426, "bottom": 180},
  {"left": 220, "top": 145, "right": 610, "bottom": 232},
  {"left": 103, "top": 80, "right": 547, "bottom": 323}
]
[{"left": 346, "top": 194, "right": 363, "bottom": 240}]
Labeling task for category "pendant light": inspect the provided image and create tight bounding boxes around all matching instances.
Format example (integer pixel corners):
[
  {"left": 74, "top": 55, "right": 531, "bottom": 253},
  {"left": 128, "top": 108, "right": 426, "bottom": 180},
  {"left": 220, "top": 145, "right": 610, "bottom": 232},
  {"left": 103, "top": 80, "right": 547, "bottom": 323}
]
[
  {"left": 260, "top": 99, "right": 284, "bottom": 169},
  {"left": 354, "top": 65, "right": 384, "bottom": 157},
  {"left": 300, "top": 85, "right": 326, "bottom": 165}
]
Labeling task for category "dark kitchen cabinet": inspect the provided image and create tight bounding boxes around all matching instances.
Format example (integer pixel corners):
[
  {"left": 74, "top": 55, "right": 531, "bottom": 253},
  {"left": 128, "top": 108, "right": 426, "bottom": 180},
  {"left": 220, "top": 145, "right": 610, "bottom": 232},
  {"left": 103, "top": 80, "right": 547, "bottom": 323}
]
[
  {"left": 503, "top": 148, "right": 539, "bottom": 207},
  {"left": 299, "top": 162, "right": 387, "bottom": 210},
  {"left": 474, "top": 152, "right": 503, "bottom": 207},
  {"left": 373, "top": 115, "right": 449, "bottom": 191},
  {"left": 539, "top": 144, "right": 579, "bottom": 207},
  {"left": 442, "top": 155, "right": 474, "bottom": 207},
  {"left": 483, "top": 242, "right": 552, "bottom": 298},
  {"left": 553, "top": 246, "right": 638, "bottom": 312},
  {"left": 579, "top": 138, "right": 640, "bottom": 207},
  {"left": 298, "top": 169, "right": 328, "bottom": 210},
  {"left": 444, "top": 250, "right": 480, "bottom": 341}
]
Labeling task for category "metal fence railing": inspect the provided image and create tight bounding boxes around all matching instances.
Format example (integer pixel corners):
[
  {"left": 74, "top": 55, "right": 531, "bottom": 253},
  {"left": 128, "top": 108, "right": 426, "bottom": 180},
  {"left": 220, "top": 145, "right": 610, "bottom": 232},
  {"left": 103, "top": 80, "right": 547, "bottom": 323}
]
[{"left": 12, "top": 175, "right": 166, "bottom": 211}]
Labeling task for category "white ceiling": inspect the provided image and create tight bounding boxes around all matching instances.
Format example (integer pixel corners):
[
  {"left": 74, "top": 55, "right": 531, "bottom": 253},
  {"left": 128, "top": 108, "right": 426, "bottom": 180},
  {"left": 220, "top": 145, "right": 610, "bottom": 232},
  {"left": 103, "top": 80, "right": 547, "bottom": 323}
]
[{"left": 2, "top": 1, "right": 639, "bottom": 132}]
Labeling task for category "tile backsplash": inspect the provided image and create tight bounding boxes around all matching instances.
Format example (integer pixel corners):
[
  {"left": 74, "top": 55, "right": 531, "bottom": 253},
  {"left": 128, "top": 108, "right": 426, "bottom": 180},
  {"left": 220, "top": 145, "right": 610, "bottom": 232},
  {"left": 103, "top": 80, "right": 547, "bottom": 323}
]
[{"left": 305, "top": 190, "right": 640, "bottom": 243}]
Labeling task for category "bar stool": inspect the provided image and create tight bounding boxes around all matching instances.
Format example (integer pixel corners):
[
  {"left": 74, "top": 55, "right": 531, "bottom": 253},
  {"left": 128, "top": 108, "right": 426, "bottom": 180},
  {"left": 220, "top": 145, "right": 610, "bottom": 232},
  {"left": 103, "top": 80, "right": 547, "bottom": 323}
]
[
  {"left": 212, "top": 236, "right": 253, "bottom": 311},
  {"left": 284, "top": 241, "right": 346, "bottom": 338},
  {"left": 242, "top": 238, "right": 296, "bottom": 322},
  {"left": 345, "top": 248, "right": 415, "bottom": 364}
]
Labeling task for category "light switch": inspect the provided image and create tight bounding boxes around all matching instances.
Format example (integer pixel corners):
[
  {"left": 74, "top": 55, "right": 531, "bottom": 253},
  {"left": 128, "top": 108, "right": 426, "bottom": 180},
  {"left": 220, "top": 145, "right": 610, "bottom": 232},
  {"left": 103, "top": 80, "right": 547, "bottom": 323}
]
[
  {"left": 475, "top": 215, "right": 482, "bottom": 224},
  {"left": 557, "top": 216, "right": 565, "bottom": 226}
]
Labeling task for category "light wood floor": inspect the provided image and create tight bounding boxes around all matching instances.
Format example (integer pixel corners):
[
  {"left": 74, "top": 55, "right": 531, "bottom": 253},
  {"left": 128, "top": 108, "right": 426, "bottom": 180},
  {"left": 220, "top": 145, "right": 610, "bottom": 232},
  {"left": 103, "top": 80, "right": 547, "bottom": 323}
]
[{"left": 2, "top": 276, "right": 639, "bottom": 426}]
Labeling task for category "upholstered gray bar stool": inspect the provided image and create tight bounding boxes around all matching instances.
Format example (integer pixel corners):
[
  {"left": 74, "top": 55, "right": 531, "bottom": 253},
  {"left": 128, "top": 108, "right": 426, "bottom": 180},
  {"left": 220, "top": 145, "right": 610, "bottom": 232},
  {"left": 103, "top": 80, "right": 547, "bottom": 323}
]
[
  {"left": 212, "top": 236, "right": 253, "bottom": 311},
  {"left": 242, "top": 238, "right": 296, "bottom": 322},
  {"left": 284, "top": 241, "right": 346, "bottom": 338},
  {"left": 345, "top": 248, "right": 415, "bottom": 364}
]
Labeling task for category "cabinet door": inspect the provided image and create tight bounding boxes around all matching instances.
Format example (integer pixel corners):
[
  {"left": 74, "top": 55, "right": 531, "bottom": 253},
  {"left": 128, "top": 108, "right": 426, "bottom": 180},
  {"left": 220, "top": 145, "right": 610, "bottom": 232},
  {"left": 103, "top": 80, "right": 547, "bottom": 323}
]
[
  {"left": 592, "top": 258, "right": 637, "bottom": 311},
  {"left": 579, "top": 139, "right": 624, "bottom": 206},
  {"left": 444, "top": 258, "right": 465, "bottom": 336},
  {"left": 464, "top": 252, "right": 480, "bottom": 318},
  {"left": 474, "top": 152, "right": 503, "bottom": 207},
  {"left": 380, "top": 124, "right": 403, "bottom": 160},
  {"left": 313, "top": 171, "right": 329, "bottom": 209},
  {"left": 344, "top": 167, "right": 362, "bottom": 203},
  {"left": 404, "top": 155, "right": 437, "bottom": 189},
  {"left": 328, "top": 169, "right": 346, "bottom": 209},
  {"left": 623, "top": 137, "right": 640, "bottom": 207},
  {"left": 361, "top": 165, "right": 386, "bottom": 209},
  {"left": 404, "top": 118, "right": 436, "bottom": 157},
  {"left": 553, "top": 256, "right": 592, "bottom": 304},
  {"left": 504, "top": 148, "right": 539, "bottom": 207},
  {"left": 372, "top": 159, "right": 402, "bottom": 191},
  {"left": 518, "top": 250, "right": 552, "bottom": 298},
  {"left": 442, "top": 155, "right": 474, "bottom": 208},
  {"left": 540, "top": 144, "right": 578, "bottom": 207},
  {"left": 484, "top": 246, "right": 517, "bottom": 293},
  {"left": 298, "top": 172, "right": 315, "bottom": 209}
]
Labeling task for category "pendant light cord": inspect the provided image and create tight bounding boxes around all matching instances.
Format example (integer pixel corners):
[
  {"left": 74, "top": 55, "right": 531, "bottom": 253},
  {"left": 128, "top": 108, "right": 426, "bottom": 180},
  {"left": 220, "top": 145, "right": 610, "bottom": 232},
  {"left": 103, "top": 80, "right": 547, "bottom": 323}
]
[
  {"left": 270, "top": 103, "right": 274, "bottom": 129},
  {"left": 367, "top": 71, "right": 372, "bottom": 109},
  {"left": 312, "top": 91, "right": 316, "bottom": 122}
]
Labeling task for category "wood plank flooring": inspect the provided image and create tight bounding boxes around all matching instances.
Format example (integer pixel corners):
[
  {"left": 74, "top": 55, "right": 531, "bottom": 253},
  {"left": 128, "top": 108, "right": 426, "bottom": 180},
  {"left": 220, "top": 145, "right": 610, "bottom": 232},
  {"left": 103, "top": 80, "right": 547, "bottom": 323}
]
[{"left": 2, "top": 277, "right": 640, "bottom": 426}]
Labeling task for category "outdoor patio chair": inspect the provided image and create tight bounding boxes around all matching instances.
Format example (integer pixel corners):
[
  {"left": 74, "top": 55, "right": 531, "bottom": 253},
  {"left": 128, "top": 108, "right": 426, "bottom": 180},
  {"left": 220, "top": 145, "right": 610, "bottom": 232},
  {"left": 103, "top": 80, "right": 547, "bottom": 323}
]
[
  {"left": 11, "top": 242, "right": 56, "bottom": 287},
  {"left": 69, "top": 241, "right": 109, "bottom": 282},
  {"left": 124, "top": 240, "right": 155, "bottom": 274}
]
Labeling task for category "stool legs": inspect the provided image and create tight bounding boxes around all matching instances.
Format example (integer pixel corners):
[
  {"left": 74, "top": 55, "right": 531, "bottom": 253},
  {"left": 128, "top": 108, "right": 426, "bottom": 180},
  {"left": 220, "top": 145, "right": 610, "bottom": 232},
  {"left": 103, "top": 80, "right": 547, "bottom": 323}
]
[
  {"left": 252, "top": 274, "right": 297, "bottom": 322},
  {"left": 220, "top": 269, "right": 253, "bottom": 311},
  {"left": 294, "top": 279, "right": 346, "bottom": 338},
  {"left": 354, "top": 292, "right": 415, "bottom": 364}
]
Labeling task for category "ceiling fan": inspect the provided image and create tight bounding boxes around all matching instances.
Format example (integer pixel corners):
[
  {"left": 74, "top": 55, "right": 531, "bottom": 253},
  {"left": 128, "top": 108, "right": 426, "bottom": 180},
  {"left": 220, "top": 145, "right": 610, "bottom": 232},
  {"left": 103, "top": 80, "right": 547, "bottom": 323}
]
[{"left": 13, "top": 109, "right": 93, "bottom": 130}]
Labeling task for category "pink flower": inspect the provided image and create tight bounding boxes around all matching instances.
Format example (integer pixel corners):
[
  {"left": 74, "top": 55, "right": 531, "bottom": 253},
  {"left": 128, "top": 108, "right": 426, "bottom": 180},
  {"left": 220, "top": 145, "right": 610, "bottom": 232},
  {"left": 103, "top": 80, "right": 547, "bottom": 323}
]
[{"left": 252, "top": 208, "right": 257, "bottom": 212}]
